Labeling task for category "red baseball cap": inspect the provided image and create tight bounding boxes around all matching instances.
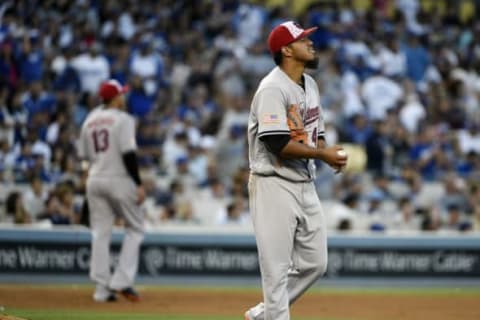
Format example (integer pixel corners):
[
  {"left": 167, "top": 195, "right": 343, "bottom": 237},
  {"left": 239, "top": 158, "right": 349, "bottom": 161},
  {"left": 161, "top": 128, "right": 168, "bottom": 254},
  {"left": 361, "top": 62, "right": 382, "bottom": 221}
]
[
  {"left": 267, "top": 21, "right": 318, "bottom": 54},
  {"left": 99, "top": 79, "right": 129, "bottom": 102}
]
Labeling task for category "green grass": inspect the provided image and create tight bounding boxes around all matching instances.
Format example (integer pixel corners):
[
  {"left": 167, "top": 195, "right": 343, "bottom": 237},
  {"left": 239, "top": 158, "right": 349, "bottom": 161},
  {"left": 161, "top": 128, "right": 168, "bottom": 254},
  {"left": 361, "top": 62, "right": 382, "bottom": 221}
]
[
  {"left": 2, "top": 308, "right": 348, "bottom": 320},
  {"left": 308, "top": 286, "right": 480, "bottom": 296},
  {"left": 3, "top": 309, "right": 229, "bottom": 320}
]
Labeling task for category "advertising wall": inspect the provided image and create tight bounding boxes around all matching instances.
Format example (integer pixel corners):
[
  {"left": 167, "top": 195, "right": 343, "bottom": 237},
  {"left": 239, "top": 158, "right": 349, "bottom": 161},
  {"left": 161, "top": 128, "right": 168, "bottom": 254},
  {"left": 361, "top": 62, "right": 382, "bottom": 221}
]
[{"left": 0, "top": 228, "right": 479, "bottom": 278}]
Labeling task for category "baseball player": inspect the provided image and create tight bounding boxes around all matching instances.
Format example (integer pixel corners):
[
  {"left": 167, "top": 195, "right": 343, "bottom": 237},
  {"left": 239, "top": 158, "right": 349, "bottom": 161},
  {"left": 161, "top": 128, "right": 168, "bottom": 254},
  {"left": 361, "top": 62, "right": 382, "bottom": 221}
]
[
  {"left": 78, "top": 79, "right": 145, "bottom": 302},
  {"left": 244, "top": 21, "right": 348, "bottom": 320}
]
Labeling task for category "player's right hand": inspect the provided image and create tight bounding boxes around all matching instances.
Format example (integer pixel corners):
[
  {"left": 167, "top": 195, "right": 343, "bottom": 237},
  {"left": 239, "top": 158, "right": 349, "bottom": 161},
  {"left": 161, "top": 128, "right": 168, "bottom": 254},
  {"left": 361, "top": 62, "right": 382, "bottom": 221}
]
[
  {"left": 137, "top": 185, "right": 146, "bottom": 205},
  {"left": 319, "top": 145, "right": 348, "bottom": 171}
]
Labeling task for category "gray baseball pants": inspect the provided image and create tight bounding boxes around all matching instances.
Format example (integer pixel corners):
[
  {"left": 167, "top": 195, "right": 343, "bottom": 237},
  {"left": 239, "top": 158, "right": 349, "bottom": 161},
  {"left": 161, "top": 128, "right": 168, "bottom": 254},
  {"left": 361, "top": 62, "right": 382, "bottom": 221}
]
[
  {"left": 247, "top": 174, "right": 328, "bottom": 320},
  {"left": 87, "top": 176, "right": 144, "bottom": 291}
]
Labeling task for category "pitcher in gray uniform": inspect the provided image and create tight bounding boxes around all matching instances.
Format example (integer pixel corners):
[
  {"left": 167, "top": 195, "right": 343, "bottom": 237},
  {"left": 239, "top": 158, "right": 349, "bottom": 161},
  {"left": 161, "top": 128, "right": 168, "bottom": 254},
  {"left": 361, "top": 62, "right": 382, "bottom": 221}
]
[
  {"left": 244, "top": 21, "right": 348, "bottom": 320},
  {"left": 78, "top": 79, "right": 145, "bottom": 302}
]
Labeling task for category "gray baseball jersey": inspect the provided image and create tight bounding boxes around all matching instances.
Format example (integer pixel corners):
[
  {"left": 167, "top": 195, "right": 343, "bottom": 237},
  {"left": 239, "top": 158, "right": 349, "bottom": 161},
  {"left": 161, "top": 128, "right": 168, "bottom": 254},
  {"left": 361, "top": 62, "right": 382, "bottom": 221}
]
[
  {"left": 79, "top": 105, "right": 144, "bottom": 294},
  {"left": 78, "top": 106, "right": 137, "bottom": 177},
  {"left": 248, "top": 66, "right": 325, "bottom": 182}
]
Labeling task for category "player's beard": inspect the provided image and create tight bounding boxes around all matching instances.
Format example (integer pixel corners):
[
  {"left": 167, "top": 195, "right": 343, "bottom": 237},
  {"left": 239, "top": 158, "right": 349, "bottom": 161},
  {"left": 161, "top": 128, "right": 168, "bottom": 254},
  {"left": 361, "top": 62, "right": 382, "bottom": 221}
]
[{"left": 305, "top": 55, "right": 319, "bottom": 70}]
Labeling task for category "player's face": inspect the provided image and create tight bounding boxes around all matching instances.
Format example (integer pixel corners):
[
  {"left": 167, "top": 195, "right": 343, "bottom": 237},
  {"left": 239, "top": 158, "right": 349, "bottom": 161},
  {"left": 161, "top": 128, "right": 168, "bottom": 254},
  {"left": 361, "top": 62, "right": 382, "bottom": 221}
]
[{"left": 289, "top": 37, "right": 318, "bottom": 68}]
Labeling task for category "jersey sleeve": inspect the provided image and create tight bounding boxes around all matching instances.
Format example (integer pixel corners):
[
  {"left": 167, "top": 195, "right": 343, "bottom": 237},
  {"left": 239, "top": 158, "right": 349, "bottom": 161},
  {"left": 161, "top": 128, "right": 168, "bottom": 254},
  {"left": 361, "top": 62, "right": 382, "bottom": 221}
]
[
  {"left": 119, "top": 115, "right": 137, "bottom": 153},
  {"left": 309, "top": 76, "right": 325, "bottom": 139},
  {"left": 254, "top": 87, "right": 290, "bottom": 139},
  {"left": 317, "top": 108, "right": 325, "bottom": 139}
]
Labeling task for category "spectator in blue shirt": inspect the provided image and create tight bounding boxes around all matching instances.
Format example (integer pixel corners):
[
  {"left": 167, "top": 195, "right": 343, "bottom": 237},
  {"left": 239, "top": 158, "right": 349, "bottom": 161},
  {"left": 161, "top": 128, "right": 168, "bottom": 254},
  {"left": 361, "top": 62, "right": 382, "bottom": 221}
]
[
  {"left": 17, "top": 33, "right": 44, "bottom": 84},
  {"left": 127, "top": 75, "right": 155, "bottom": 118},
  {"left": 22, "top": 81, "right": 56, "bottom": 118},
  {"left": 403, "top": 34, "right": 430, "bottom": 85}
]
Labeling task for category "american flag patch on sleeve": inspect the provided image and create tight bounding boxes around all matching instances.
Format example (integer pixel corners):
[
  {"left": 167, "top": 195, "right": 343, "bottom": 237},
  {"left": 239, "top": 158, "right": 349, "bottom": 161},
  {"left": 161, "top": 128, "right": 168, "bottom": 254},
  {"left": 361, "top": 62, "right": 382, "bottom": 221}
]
[{"left": 261, "top": 113, "right": 281, "bottom": 124}]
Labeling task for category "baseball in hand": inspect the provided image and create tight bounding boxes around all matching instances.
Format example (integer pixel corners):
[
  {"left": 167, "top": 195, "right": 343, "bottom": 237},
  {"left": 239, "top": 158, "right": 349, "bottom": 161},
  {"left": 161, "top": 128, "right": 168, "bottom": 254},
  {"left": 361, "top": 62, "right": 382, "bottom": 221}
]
[
  {"left": 337, "top": 149, "right": 347, "bottom": 158},
  {"left": 335, "top": 149, "right": 347, "bottom": 173}
]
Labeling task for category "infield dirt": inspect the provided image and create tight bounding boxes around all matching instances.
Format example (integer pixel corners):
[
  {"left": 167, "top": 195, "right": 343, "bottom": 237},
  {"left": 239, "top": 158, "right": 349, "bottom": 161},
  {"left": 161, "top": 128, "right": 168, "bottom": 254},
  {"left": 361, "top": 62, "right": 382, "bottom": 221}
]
[{"left": 0, "top": 285, "right": 479, "bottom": 320}]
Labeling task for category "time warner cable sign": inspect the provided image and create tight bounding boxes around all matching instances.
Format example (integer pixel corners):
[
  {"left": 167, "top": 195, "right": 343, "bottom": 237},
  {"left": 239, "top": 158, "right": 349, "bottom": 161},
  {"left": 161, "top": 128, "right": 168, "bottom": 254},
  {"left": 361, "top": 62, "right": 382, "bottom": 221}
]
[{"left": 0, "top": 229, "right": 479, "bottom": 278}]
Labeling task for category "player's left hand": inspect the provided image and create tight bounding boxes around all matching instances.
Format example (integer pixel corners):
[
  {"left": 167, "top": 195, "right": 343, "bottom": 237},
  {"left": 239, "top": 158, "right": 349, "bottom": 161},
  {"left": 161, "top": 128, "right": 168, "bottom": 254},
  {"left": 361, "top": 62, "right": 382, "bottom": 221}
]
[{"left": 136, "top": 185, "right": 146, "bottom": 205}]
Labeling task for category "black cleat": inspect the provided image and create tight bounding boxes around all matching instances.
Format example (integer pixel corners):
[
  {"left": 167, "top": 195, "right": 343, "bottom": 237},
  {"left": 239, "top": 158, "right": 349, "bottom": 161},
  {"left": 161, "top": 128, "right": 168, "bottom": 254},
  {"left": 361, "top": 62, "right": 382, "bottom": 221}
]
[{"left": 119, "top": 287, "right": 140, "bottom": 302}]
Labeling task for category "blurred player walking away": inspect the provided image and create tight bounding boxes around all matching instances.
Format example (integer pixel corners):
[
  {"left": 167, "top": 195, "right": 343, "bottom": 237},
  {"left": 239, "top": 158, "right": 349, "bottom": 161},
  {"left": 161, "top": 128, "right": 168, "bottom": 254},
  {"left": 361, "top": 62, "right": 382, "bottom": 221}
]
[
  {"left": 244, "top": 21, "right": 348, "bottom": 320},
  {"left": 78, "top": 79, "right": 145, "bottom": 302}
]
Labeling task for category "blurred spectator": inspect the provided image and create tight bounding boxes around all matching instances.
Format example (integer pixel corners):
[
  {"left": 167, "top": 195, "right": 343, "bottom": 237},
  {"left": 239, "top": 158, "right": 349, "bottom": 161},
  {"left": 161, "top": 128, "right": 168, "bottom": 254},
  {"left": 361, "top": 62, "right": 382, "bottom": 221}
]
[
  {"left": 344, "top": 113, "right": 372, "bottom": 145},
  {"left": 420, "top": 206, "right": 442, "bottom": 231},
  {"left": 361, "top": 69, "right": 403, "bottom": 120},
  {"left": 51, "top": 47, "right": 81, "bottom": 92},
  {"left": 390, "top": 196, "right": 421, "bottom": 231},
  {"left": 215, "top": 123, "right": 247, "bottom": 186},
  {"left": 187, "top": 144, "right": 211, "bottom": 186},
  {"left": 136, "top": 119, "right": 163, "bottom": 168},
  {"left": 379, "top": 35, "right": 406, "bottom": 78},
  {"left": 398, "top": 81, "right": 426, "bottom": 134},
  {"left": 456, "top": 151, "right": 480, "bottom": 178},
  {"left": 174, "top": 155, "right": 197, "bottom": 195},
  {"left": 160, "top": 180, "right": 198, "bottom": 224},
  {"left": 456, "top": 122, "right": 480, "bottom": 155},
  {"left": 232, "top": 2, "right": 266, "bottom": 49},
  {"left": 403, "top": 33, "right": 430, "bottom": 88},
  {"left": 193, "top": 177, "right": 229, "bottom": 225},
  {"left": 46, "top": 111, "right": 68, "bottom": 145},
  {"left": 162, "top": 129, "right": 189, "bottom": 177},
  {"left": 216, "top": 196, "right": 249, "bottom": 225},
  {"left": 129, "top": 39, "right": 164, "bottom": 93},
  {"left": 439, "top": 172, "right": 470, "bottom": 214},
  {"left": 23, "top": 175, "right": 48, "bottom": 221},
  {"left": 18, "top": 32, "right": 44, "bottom": 84},
  {"left": 4, "top": 191, "right": 30, "bottom": 224},
  {"left": 71, "top": 42, "right": 110, "bottom": 94},
  {"left": 0, "top": 40, "right": 18, "bottom": 90},
  {"left": 365, "top": 120, "right": 390, "bottom": 175},
  {"left": 127, "top": 75, "right": 156, "bottom": 118},
  {"left": 38, "top": 185, "right": 75, "bottom": 225},
  {"left": 443, "top": 204, "right": 472, "bottom": 232},
  {"left": 22, "top": 81, "right": 56, "bottom": 120},
  {"left": 26, "top": 128, "right": 51, "bottom": 170},
  {"left": 409, "top": 124, "right": 451, "bottom": 181}
]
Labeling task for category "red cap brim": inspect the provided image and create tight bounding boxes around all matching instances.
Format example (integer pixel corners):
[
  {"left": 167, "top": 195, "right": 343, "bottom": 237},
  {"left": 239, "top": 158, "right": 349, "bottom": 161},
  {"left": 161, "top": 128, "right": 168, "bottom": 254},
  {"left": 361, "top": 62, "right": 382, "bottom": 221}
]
[{"left": 298, "top": 27, "right": 318, "bottom": 41}]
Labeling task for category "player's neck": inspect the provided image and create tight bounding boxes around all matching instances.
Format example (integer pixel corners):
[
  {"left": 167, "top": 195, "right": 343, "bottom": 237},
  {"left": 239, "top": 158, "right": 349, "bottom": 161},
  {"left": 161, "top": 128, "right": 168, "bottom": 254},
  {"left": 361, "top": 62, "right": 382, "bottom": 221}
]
[{"left": 280, "top": 62, "right": 305, "bottom": 86}]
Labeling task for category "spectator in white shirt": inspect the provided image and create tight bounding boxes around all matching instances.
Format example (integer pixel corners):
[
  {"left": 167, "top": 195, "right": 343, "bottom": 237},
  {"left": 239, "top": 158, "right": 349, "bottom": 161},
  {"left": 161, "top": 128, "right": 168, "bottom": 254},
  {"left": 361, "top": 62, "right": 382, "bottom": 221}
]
[
  {"left": 216, "top": 196, "right": 249, "bottom": 226},
  {"left": 399, "top": 81, "right": 426, "bottom": 133},
  {"left": 71, "top": 42, "right": 110, "bottom": 94},
  {"left": 129, "top": 40, "right": 163, "bottom": 96},
  {"left": 456, "top": 123, "right": 480, "bottom": 155},
  {"left": 233, "top": 3, "right": 266, "bottom": 49},
  {"left": 341, "top": 70, "right": 365, "bottom": 118},
  {"left": 23, "top": 175, "right": 49, "bottom": 221},
  {"left": 379, "top": 36, "right": 406, "bottom": 78},
  {"left": 361, "top": 70, "right": 404, "bottom": 120}
]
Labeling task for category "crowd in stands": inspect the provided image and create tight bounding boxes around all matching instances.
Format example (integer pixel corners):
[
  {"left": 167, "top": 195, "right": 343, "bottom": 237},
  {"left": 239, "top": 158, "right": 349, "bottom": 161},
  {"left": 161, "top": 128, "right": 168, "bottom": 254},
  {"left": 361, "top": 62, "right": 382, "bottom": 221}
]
[{"left": 0, "top": 0, "right": 479, "bottom": 233}]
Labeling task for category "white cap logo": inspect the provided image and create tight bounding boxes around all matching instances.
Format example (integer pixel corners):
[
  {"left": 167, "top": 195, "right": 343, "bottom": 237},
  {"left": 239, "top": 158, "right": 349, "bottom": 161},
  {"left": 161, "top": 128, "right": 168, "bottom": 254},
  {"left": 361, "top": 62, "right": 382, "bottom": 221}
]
[
  {"left": 281, "top": 21, "right": 304, "bottom": 38},
  {"left": 107, "top": 79, "right": 123, "bottom": 92}
]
